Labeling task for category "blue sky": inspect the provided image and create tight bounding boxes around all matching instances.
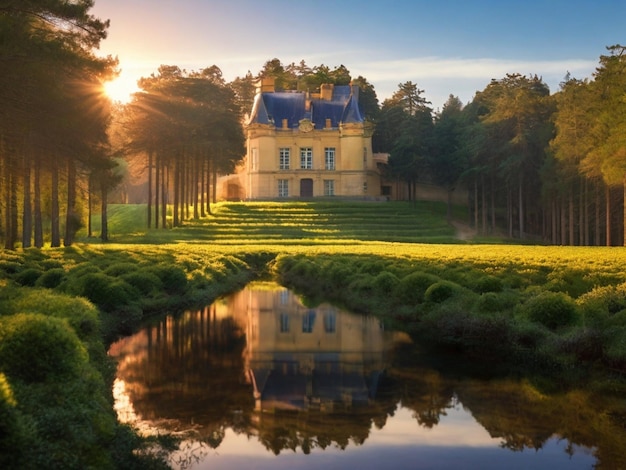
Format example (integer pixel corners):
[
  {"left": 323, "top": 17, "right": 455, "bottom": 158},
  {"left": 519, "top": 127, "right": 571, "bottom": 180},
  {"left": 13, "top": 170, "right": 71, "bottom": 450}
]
[{"left": 93, "top": 0, "right": 626, "bottom": 110}]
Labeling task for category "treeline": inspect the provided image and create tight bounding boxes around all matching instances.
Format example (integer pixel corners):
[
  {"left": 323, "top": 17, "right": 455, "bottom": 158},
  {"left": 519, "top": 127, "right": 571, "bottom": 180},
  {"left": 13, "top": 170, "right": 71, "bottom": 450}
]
[
  {"left": 0, "top": 1, "right": 117, "bottom": 248},
  {"left": 119, "top": 65, "right": 245, "bottom": 229},
  {"left": 372, "top": 47, "right": 626, "bottom": 246}
]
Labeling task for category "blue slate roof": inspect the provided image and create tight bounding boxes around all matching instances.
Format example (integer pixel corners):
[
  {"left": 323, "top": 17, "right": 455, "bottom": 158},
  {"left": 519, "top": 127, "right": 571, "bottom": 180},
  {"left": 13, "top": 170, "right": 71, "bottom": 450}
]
[{"left": 248, "top": 85, "right": 364, "bottom": 129}]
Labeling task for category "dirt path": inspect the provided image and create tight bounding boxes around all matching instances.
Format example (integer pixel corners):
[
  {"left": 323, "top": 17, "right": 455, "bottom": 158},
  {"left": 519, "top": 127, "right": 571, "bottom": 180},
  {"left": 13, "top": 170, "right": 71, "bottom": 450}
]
[{"left": 451, "top": 221, "right": 477, "bottom": 241}]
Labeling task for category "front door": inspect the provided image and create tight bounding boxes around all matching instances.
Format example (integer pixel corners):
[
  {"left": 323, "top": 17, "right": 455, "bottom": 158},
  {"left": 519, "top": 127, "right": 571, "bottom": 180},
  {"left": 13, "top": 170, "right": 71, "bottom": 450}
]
[{"left": 300, "top": 178, "right": 313, "bottom": 198}]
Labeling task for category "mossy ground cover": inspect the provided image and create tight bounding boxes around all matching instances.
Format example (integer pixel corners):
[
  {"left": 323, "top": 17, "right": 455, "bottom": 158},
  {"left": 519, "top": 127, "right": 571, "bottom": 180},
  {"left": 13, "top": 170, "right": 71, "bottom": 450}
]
[{"left": 2, "top": 200, "right": 626, "bottom": 468}]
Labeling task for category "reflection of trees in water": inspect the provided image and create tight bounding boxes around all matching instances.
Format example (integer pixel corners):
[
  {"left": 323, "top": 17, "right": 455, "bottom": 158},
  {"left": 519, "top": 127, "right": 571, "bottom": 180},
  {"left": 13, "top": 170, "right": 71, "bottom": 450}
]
[
  {"left": 388, "top": 346, "right": 626, "bottom": 470},
  {"left": 111, "top": 298, "right": 626, "bottom": 469},
  {"left": 112, "top": 306, "right": 255, "bottom": 439},
  {"left": 254, "top": 389, "right": 398, "bottom": 455}
]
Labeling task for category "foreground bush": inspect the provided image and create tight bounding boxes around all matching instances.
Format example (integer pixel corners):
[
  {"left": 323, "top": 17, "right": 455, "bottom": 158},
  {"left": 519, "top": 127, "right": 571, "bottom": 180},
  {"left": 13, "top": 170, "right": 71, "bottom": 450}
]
[
  {"left": 0, "top": 314, "right": 88, "bottom": 383},
  {"left": 523, "top": 291, "right": 580, "bottom": 331}
]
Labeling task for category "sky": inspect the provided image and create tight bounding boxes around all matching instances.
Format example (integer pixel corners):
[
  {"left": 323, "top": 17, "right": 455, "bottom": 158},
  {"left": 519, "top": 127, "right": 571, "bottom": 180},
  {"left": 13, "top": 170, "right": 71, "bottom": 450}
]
[{"left": 92, "top": 0, "right": 626, "bottom": 111}]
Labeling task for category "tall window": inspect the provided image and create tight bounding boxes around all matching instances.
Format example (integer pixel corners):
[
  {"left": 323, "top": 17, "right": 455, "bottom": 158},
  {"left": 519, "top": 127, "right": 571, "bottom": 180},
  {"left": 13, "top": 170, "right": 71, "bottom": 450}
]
[
  {"left": 278, "top": 179, "right": 289, "bottom": 197},
  {"left": 324, "top": 180, "right": 335, "bottom": 196},
  {"left": 302, "top": 311, "right": 316, "bottom": 333},
  {"left": 279, "top": 148, "right": 290, "bottom": 170},
  {"left": 300, "top": 147, "right": 312, "bottom": 169},
  {"left": 280, "top": 313, "right": 290, "bottom": 333},
  {"left": 325, "top": 147, "right": 335, "bottom": 170},
  {"left": 251, "top": 148, "right": 258, "bottom": 171},
  {"left": 324, "top": 312, "right": 336, "bottom": 333}
]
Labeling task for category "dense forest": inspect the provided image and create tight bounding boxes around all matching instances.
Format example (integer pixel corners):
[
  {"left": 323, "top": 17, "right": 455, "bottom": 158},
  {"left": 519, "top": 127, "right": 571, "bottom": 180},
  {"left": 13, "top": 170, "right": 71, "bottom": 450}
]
[{"left": 1, "top": 1, "right": 625, "bottom": 247}]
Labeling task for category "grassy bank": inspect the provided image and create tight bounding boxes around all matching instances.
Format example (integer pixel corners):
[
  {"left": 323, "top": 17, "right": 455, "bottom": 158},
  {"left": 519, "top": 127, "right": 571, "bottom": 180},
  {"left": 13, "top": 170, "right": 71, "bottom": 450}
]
[{"left": 2, "top": 200, "right": 626, "bottom": 467}]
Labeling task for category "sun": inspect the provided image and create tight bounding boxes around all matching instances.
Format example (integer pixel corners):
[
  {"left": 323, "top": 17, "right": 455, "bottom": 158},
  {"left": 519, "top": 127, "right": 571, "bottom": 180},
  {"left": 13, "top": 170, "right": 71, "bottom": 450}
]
[{"left": 103, "top": 73, "right": 140, "bottom": 104}]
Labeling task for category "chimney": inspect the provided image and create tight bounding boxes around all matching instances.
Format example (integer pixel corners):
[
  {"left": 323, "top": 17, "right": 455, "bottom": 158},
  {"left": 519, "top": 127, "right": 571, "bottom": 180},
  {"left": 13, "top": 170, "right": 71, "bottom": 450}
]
[
  {"left": 320, "top": 83, "right": 334, "bottom": 101},
  {"left": 256, "top": 77, "right": 275, "bottom": 94}
]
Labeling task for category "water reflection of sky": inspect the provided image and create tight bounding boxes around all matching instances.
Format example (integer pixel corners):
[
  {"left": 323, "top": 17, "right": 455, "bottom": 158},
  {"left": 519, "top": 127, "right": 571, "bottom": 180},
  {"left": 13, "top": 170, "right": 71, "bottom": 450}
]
[
  {"left": 166, "top": 405, "right": 594, "bottom": 470},
  {"left": 110, "top": 284, "right": 601, "bottom": 470}
]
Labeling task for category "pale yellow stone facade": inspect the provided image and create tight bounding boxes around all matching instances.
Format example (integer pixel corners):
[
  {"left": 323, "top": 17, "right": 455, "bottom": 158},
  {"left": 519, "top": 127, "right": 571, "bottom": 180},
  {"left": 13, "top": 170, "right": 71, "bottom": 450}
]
[{"left": 239, "top": 79, "right": 382, "bottom": 200}]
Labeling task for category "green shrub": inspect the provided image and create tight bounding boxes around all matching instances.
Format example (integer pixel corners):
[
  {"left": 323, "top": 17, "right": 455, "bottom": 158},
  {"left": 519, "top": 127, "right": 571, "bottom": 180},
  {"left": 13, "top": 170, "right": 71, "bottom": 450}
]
[
  {"left": 0, "top": 373, "right": 30, "bottom": 469},
  {"left": 121, "top": 270, "right": 163, "bottom": 296},
  {"left": 475, "top": 290, "right": 519, "bottom": 314},
  {"left": 424, "top": 281, "right": 460, "bottom": 303},
  {"left": 557, "top": 327, "right": 603, "bottom": 362},
  {"left": 373, "top": 271, "right": 399, "bottom": 296},
  {"left": 12, "top": 290, "right": 100, "bottom": 341},
  {"left": 146, "top": 264, "right": 188, "bottom": 295},
  {"left": 0, "top": 261, "right": 22, "bottom": 276},
  {"left": 36, "top": 268, "right": 66, "bottom": 289},
  {"left": 524, "top": 291, "right": 580, "bottom": 330},
  {"left": 603, "top": 325, "right": 626, "bottom": 370},
  {"left": 40, "top": 259, "right": 63, "bottom": 271},
  {"left": 473, "top": 275, "right": 503, "bottom": 294},
  {"left": 0, "top": 314, "right": 88, "bottom": 383},
  {"left": 14, "top": 268, "right": 42, "bottom": 286},
  {"left": 395, "top": 272, "right": 439, "bottom": 305},
  {"left": 511, "top": 319, "right": 551, "bottom": 350},
  {"left": 545, "top": 268, "right": 593, "bottom": 297},
  {"left": 79, "top": 273, "right": 138, "bottom": 312},
  {"left": 104, "top": 262, "right": 139, "bottom": 277},
  {"left": 577, "top": 283, "right": 626, "bottom": 327}
]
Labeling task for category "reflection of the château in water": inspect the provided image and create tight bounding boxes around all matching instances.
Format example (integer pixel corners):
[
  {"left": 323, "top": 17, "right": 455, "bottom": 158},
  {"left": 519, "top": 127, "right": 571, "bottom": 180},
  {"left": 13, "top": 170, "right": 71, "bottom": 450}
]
[
  {"left": 109, "top": 284, "right": 626, "bottom": 466},
  {"left": 242, "top": 286, "right": 402, "bottom": 413}
]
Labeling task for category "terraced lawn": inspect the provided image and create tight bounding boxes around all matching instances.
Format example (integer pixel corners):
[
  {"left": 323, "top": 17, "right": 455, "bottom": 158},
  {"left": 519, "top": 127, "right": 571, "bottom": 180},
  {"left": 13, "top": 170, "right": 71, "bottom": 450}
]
[{"left": 92, "top": 200, "right": 463, "bottom": 245}]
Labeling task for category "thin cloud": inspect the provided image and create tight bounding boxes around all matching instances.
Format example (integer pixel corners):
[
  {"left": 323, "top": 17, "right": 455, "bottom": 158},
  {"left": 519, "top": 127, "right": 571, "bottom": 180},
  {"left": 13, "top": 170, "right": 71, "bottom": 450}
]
[{"left": 360, "top": 57, "right": 597, "bottom": 83}]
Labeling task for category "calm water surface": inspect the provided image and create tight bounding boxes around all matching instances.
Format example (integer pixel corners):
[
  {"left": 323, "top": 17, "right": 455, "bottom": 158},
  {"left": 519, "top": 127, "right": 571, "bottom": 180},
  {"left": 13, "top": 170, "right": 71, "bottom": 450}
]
[{"left": 109, "top": 283, "right": 625, "bottom": 470}]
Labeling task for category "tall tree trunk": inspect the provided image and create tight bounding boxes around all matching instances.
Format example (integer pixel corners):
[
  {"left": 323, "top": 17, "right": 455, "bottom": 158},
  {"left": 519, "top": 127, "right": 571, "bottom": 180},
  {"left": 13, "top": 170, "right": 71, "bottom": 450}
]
[
  {"left": 100, "top": 184, "right": 108, "bottom": 242},
  {"left": 3, "top": 152, "right": 14, "bottom": 250},
  {"left": 569, "top": 189, "right": 575, "bottom": 245},
  {"left": 207, "top": 158, "right": 213, "bottom": 215},
  {"left": 87, "top": 175, "right": 93, "bottom": 238},
  {"left": 147, "top": 149, "right": 153, "bottom": 229},
  {"left": 560, "top": 197, "right": 567, "bottom": 246},
  {"left": 155, "top": 155, "right": 160, "bottom": 229},
  {"left": 173, "top": 159, "right": 180, "bottom": 227},
  {"left": 22, "top": 157, "right": 32, "bottom": 248},
  {"left": 580, "top": 178, "right": 586, "bottom": 246},
  {"left": 595, "top": 182, "right": 601, "bottom": 246},
  {"left": 473, "top": 178, "right": 478, "bottom": 231},
  {"left": 34, "top": 161, "right": 43, "bottom": 248},
  {"left": 193, "top": 156, "right": 200, "bottom": 219},
  {"left": 212, "top": 164, "right": 217, "bottom": 205},
  {"left": 161, "top": 164, "right": 168, "bottom": 228},
  {"left": 490, "top": 177, "right": 495, "bottom": 234},
  {"left": 481, "top": 174, "right": 486, "bottom": 234},
  {"left": 200, "top": 157, "right": 206, "bottom": 217},
  {"left": 518, "top": 174, "right": 524, "bottom": 240},
  {"left": 507, "top": 187, "right": 513, "bottom": 238},
  {"left": 551, "top": 198, "right": 557, "bottom": 245},
  {"left": 622, "top": 174, "right": 626, "bottom": 245},
  {"left": 606, "top": 185, "right": 611, "bottom": 246},
  {"left": 64, "top": 159, "right": 77, "bottom": 246},
  {"left": 50, "top": 163, "right": 61, "bottom": 247}
]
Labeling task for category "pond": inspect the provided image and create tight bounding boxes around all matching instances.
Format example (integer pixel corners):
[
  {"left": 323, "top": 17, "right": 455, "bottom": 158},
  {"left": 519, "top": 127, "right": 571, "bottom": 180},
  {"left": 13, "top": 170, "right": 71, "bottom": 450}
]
[{"left": 109, "top": 282, "right": 625, "bottom": 470}]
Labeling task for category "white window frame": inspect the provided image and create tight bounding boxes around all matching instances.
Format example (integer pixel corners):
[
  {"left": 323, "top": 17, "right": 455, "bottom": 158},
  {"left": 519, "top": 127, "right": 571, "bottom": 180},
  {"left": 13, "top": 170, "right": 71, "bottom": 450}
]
[
  {"left": 300, "top": 147, "right": 313, "bottom": 169},
  {"left": 325, "top": 147, "right": 335, "bottom": 170},
  {"left": 279, "top": 148, "right": 290, "bottom": 170},
  {"left": 324, "top": 179, "right": 335, "bottom": 196},
  {"left": 278, "top": 179, "right": 289, "bottom": 197}
]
